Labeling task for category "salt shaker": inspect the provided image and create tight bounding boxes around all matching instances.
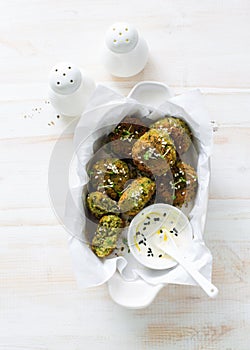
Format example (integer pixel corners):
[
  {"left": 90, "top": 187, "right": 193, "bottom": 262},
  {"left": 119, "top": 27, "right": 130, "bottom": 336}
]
[
  {"left": 102, "top": 22, "right": 149, "bottom": 77},
  {"left": 48, "top": 62, "right": 96, "bottom": 117}
]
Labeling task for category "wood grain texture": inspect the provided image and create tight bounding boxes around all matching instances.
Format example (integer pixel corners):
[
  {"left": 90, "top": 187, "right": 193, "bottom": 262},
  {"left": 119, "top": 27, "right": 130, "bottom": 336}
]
[{"left": 0, "top": 0, "right": 250, "bottom": 349}]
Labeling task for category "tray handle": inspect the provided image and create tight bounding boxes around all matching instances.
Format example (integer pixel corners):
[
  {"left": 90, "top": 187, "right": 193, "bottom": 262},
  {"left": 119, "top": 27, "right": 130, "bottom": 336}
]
[
  {"left": 108, "top": 272, "right": 164, "bottom": 309},
  {"left": 128, "top": 81, "right": 174, "bottom": 108}
]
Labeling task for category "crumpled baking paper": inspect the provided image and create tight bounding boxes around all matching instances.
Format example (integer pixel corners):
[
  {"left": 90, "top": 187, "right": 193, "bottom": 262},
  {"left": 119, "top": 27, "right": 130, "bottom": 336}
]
[{"left": 64, "top": 84, "right": 213, "bottom": 288}]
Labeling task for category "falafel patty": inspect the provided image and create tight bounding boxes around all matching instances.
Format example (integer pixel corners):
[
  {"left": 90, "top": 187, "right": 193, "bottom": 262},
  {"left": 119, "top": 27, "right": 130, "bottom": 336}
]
[
  {"left": 89, "top": 158, "right": 131, "bottom": 200},
  {"left": 171, "top": 162, "right": 198, "bottom": 207},
  {"left": 151, "top": 117, "right": 192, "bottom": 155},
  {"left": 108, "top": 116, "right": 149, "bottom": 158},
  {"left": 91, "top": 215, "right": 124, "bottom": 258},
  {"left": 132, "top": 129, "right": 176, "bottom": 176},
  {"left": 155, "top": 171, "right": 175, "bottom": 204},
  {"left": 86, "top": 191, "right": 120, "bottom": 219},
  {"left": 118, "top": 177, "right": 156, "bottom": 216}
]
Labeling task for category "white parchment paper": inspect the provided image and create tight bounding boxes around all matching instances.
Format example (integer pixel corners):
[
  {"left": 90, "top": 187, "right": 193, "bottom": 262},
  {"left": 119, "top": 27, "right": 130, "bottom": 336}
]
[{"left": 65, "top": 84, "right": 213, "bottom": 288}]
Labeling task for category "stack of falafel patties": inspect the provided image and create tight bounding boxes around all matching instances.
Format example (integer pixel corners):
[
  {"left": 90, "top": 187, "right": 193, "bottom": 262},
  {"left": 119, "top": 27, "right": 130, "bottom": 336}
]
[{"left": 85, "top": 116, "right": 197, "bottom": 258}]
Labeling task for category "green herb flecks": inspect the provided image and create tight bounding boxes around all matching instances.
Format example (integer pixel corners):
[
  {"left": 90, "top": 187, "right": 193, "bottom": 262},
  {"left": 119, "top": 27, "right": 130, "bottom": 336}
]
[
  {"left": 170, "top": 177, "right": 187, "bottom": 190},
  {"left": 122, "top": 237, "right": 131, "bottom": 253},
  {"left": 120, "top": 125, "right": 134, "bottom": 141}
]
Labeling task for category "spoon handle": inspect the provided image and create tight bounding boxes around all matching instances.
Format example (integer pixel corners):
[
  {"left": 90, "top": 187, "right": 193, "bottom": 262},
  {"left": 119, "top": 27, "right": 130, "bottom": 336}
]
[
  {"left": 177, "top": 256, "right": 218, "bottom": 298},
  {"left": 162, "top": 245, "right": 218, "bottom": 298}
]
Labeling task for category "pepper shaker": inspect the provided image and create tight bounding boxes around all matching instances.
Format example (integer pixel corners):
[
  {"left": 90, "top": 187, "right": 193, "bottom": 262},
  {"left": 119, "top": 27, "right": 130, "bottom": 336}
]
[
  {"left": 102, "top": 22, "right": 149, "bottom": 77},
  {"left": 48, "top": 62, "right": 95, "bottom": 117}
]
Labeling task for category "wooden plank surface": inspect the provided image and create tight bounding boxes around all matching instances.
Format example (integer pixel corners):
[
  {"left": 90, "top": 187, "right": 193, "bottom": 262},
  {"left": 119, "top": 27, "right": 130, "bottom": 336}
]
[{"left": 1, "top": 0, "right": 250, "bottom": 349}]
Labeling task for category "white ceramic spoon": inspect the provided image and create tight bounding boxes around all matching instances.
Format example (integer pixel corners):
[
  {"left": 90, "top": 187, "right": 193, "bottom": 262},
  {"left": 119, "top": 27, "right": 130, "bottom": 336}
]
[{"left": 153, "top": 232, "right": 218, "bottom": 298}]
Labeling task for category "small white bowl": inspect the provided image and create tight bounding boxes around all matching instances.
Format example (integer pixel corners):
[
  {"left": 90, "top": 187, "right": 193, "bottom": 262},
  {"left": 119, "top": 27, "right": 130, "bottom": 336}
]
[{"left": 127, "top": 203, "right": 193, "bottom": 270}]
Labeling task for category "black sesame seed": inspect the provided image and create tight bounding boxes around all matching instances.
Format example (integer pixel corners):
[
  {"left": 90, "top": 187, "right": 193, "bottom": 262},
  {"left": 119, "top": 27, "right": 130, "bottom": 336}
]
[
  {"left": 143, "top": 227, "right": 146, "bottom": 231},
  {"left": 159, "top": 254, "right": 162, "bottom": 258},
  {"left": 163, "top": 213, "right": 167, "bottom": 217}
]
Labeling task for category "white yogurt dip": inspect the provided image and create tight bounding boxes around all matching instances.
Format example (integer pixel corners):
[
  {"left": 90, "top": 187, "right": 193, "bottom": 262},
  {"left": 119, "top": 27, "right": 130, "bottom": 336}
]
[{"left": 127, "top": 203, "right": 193, "bottom": 270}]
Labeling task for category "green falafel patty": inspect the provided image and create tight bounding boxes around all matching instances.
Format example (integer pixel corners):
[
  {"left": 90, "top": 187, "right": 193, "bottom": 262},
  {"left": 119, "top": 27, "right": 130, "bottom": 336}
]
[
  {"left": 155, "top": 171, "right": 175, "bottom": 204},
  {"left": 89, "top": 158, "right": 131, "bottom": 200},
  {"left": 86, "top": 191, "right": 120, "bottom": 219},
  {"left": 91, "top": 215, "right": 124, "bottom": 258},
  {"left": 132, "top": 129, "right": 176, "bottom": 176},
  {"left": 107, "top": 116, "right": 149, "bottom": 158},
  {"left": 118, "top": 177, "right": 156, "bottom": 216},
  {"left": 151, "top": 117, "right": 192, "bottom": 155},
  {"left": 171, "top": 162, "right": 198, "bottom": 207}
]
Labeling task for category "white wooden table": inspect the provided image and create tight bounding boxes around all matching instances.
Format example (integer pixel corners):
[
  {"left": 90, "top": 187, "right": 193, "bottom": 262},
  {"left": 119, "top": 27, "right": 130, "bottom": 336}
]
[{"left": 1, "top": 1, "right": 250, "bottom": 349}]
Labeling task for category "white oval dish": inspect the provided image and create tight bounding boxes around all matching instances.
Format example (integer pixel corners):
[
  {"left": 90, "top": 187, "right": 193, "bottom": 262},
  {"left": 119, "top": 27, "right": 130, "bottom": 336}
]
[{"left": 51, "top": 81, "right": 211, "bottom": 309}]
